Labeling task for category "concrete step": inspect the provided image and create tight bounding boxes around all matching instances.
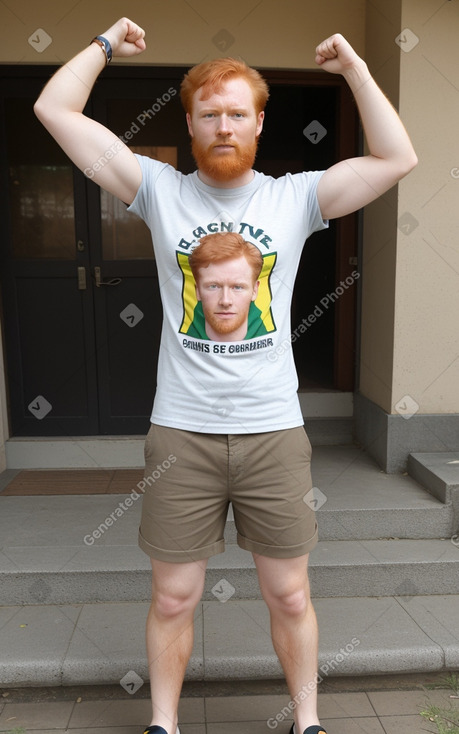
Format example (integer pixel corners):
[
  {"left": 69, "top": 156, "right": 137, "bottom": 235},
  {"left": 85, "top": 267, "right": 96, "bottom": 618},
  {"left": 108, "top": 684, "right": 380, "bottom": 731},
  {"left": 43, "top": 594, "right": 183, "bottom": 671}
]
[
  {"left": 0, "top": 595, "right": 458, "bottom": 687},
  {"left": 2, "top": 537, "right": 459, "bottom": 605},
  {"left": 1, "top": 446, "right": 457, "bottom": 605},
  {"left": 409, "top": 451, "right": 459, "bottom": 523}
]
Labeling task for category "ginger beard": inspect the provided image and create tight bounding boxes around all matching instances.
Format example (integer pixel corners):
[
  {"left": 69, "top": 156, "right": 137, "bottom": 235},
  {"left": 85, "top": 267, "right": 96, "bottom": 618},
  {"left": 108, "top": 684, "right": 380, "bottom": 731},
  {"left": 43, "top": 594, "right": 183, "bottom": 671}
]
[
  {"left": 204, "top": 305, "right": 248, "bottom": 337},
  {"left": 191, "top": 136, "right": 259, "bottom": 183}
]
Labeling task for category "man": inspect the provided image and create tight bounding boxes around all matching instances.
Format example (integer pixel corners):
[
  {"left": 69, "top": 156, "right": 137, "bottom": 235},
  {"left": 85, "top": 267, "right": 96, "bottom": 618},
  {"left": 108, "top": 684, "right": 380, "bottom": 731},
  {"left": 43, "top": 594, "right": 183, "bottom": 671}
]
[
  {"left": 34, "top": 17, "right": 417, "bottom": 734},
  {"left": 188, "top": 232, "right": 263, "bottom": 341}
]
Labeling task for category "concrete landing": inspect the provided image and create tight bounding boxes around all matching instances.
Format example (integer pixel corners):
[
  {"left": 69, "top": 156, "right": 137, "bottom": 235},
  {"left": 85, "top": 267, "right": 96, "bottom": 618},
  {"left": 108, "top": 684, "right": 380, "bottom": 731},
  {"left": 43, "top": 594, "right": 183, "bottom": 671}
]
[{"left": 0, "top": 595, "right": 458, "bottom": 688}]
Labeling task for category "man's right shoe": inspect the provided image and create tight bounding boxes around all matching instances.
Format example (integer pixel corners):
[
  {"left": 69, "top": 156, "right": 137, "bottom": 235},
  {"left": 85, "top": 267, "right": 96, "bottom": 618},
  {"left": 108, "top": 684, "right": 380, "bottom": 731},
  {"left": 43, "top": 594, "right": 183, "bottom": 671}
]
[
  {"left": 289, "top": 726, "right": 328, "bottom": 734},
  {"left": 143, "top": 727, "right": 181, "bottom": 734}
]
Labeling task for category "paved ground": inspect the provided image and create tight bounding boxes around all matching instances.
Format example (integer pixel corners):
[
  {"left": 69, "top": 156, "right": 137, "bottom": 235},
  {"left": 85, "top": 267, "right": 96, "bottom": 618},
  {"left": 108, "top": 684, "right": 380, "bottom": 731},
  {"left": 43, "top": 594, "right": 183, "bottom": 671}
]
[{"left": 1, "top": 675, "right": 458, "bottom": 733}]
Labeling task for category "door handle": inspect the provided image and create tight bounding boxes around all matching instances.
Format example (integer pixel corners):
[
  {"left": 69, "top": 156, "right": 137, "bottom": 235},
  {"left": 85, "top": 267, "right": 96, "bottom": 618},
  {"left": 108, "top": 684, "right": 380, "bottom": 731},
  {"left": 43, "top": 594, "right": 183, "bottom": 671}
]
[
  {"left": 77, "top": 266, "right": 87, "bottom": 290},
  {"left": 94, "top": 266, "right": 122, "bottom": 287}
]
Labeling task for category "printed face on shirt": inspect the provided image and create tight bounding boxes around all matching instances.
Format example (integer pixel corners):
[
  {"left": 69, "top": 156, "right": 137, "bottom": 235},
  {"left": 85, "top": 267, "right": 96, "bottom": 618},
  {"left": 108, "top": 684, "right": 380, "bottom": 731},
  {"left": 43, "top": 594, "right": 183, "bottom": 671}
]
[
  {"left": 194, "top": 256, "right": 260, "bottom": 341},
  {"left": 186, "top": 77, "right": 264, "bottom": 185}
]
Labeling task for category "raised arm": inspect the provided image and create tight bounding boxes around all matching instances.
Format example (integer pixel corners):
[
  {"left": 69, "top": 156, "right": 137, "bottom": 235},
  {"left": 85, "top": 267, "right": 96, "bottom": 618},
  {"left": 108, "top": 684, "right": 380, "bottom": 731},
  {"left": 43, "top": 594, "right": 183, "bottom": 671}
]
[
  {"left": 315, "top": 34, "right": 418, "bottom": 220},
  {"left": 34, "top": 17, "right": 146, "bottom": 205}
]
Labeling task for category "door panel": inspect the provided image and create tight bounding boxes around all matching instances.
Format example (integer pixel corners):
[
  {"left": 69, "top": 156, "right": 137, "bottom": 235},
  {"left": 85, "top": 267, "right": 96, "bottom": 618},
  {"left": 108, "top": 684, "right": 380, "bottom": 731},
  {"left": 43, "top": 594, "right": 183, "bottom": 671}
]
[{"left": 0, "top": 85, "right": 99, "bottom": 435}]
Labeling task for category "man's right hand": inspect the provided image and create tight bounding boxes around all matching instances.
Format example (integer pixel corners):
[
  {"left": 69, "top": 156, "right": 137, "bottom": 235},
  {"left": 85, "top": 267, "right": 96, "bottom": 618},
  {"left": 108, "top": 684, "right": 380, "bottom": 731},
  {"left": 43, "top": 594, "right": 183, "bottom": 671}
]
[
  {"left": 102, "top": 17, "right": 146, "bottom": 58},
  {"left": 34, "top": 18, "right": 146, "bottom": 205}
]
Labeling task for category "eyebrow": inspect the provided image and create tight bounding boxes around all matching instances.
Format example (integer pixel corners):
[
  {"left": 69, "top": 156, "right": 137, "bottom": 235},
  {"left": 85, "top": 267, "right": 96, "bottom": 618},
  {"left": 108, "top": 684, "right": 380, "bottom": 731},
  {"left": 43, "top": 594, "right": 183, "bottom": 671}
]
[
  {"left": 197, "top": 104, "right": 250, "bottom": 114},
  {"left": 200, "top": 276, "right": 252, "bottom": 286}
]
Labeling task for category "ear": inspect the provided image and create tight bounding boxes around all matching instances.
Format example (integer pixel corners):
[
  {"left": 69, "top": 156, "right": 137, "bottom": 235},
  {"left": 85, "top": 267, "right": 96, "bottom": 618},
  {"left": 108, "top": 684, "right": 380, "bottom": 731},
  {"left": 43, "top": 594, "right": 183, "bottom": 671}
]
[
  {"left": 186, "top": 112, "right": 194, "bottom": 137},
  {"left": 252, "top": 280, "right": 260, "bottom": 300},
  {"left": 195, "top": 283, "right": 201, "bottom": 301},
  {"left": 256, "top": 111, "right": 264, "bottom": 137}
]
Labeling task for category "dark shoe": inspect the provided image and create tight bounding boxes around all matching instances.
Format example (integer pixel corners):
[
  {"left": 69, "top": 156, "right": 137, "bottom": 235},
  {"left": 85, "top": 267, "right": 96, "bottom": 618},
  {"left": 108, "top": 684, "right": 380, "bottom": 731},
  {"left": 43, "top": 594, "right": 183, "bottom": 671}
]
[
  {"left": 289, "top": 726, "right": 328, "bottom": 734},
  {"left": 143, "top": 727, "right": 168, "bottom": 734}
]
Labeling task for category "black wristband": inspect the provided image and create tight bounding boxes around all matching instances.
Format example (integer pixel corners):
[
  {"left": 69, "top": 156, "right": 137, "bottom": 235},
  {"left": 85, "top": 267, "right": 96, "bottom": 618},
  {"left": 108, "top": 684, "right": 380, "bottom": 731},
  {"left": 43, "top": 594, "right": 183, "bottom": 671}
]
[{"left": 91, "top": 35, "right": 112, "bottom": 64}]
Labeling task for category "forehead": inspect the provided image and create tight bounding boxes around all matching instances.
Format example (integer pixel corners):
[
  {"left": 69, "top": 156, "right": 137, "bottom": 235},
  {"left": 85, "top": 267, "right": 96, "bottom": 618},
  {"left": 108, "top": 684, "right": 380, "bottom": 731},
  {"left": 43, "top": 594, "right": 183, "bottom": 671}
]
[
  {"left": 197, "top": 256, "right": 255, "bottom": 281},
  {"left": 193, "top": 77, "right": 255, "bottom": 111}
]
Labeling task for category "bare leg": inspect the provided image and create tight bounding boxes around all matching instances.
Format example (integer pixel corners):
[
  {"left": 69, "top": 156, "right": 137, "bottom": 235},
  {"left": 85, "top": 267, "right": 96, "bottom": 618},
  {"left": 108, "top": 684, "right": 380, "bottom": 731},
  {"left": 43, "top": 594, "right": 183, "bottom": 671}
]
[
  {"left": 254, "top": 553, "right": 320, "bottom": 732},
  {"left": 146, "top": 557, "right": 207, "bottom": 733}
]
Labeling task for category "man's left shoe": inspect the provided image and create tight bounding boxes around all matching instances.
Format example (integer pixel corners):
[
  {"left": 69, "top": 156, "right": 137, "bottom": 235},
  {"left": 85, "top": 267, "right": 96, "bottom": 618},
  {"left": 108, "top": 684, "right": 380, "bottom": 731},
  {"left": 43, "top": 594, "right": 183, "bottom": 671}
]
[{"left": 289, "top": 726, "right": 328, "bottom": 734}]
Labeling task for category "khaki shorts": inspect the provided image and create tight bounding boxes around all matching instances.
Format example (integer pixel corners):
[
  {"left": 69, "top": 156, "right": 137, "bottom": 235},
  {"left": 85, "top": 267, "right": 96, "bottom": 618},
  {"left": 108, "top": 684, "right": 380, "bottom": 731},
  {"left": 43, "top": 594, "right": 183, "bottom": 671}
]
[{"left": 138, "top": 424, "right": 318, "bottom": 563}]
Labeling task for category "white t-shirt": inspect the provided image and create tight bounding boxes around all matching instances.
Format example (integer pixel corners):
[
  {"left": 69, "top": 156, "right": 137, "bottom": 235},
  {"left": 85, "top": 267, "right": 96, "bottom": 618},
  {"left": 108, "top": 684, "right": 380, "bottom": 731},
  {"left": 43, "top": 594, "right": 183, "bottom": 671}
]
[{"left": 128, "top": 155, "right": 328, "bottom": 434}]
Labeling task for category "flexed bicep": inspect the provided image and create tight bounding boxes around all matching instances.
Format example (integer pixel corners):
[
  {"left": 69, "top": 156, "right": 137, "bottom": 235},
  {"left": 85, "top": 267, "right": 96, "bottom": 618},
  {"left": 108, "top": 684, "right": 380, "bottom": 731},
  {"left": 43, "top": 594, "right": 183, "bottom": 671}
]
[{"left": 34, "top": 17, "right": 145, "bottom": 204}]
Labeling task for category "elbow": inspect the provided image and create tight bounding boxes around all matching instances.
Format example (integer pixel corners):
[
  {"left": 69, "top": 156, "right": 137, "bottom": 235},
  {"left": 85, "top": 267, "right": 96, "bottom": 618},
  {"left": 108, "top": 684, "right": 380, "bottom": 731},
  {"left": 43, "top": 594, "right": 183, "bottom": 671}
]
[
  {"left": 33, "top": 97, "right": 47, "bottom": 124},
  {"left": 402, "top": 149, "right": 418, "bottom": 177}
]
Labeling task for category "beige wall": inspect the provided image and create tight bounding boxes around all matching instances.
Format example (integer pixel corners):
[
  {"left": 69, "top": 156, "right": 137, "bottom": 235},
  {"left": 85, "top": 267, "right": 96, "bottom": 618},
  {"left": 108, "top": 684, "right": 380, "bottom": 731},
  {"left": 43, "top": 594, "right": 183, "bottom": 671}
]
[
  {"left": 0, "top": 0, "right": 365, "bottom": 68},
  {"left": 360, "top": 0, "right": 459, "bottom": 415},
  {"left": 393, "top": 0, "right": 459, "bottom": 415},
  {"left": 359, "top": 0, "right": 402, "bottom": 412}
]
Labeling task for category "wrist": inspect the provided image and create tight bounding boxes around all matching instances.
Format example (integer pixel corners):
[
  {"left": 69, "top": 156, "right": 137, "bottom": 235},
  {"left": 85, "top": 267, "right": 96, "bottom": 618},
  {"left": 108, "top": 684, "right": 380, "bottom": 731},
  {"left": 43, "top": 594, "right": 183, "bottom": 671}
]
[
  {"left": 342, "top": 58, "right": 371, "bottom": 91},
  {"left": 90, "top": 35, "right": 112, "bottom": 64}
]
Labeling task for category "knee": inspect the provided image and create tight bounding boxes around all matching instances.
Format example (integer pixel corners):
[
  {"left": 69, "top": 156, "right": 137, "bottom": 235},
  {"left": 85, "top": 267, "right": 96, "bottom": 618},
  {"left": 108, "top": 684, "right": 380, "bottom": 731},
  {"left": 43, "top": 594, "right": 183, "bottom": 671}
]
[
  {"left": 152, "top": 587, "right": 200, "bottom": 620},
  {"left": 266, "top": 587, "right": 311, "bottom": 619}
]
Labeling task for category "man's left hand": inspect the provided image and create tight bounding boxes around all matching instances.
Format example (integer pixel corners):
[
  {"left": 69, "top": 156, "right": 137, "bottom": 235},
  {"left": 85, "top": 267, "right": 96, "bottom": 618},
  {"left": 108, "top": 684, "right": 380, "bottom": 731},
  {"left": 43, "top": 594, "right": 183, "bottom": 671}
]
[{"left": 315, "top": 33, "right": 362, "bottom": 75}]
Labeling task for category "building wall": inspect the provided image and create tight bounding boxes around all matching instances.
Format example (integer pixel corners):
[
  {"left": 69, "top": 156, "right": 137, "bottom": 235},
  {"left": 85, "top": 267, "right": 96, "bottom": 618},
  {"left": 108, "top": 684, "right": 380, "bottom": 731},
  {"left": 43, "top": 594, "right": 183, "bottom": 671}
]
[
  {"left": 394, "top": 0, "right": 459, "bottom": 416},
  {"left": 362, "top": 0, "right": 459, "bottom": 417},
  {"left": 0, "top": 0, "right": 366, "bottom": 68}
]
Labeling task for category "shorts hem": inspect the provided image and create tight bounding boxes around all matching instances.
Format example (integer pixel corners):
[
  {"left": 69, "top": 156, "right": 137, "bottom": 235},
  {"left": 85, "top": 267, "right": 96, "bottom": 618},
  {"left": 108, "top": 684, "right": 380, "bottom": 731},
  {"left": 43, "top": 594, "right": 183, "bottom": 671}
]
[
  {"left": 138, "top": 529, "right": 225, "bottom": 563},
  {"left": 236, "top": 523, "right": 318, "bottom": 559}
]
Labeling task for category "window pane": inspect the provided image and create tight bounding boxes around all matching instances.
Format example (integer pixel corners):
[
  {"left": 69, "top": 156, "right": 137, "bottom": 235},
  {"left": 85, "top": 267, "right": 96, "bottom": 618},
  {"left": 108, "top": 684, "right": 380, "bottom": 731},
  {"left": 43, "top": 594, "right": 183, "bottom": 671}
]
[
  {"left": 6, "top": 98, "right": 75, "bottom": 261},
  {"left": 9, "top": 164, "right": 75, "bottom": 259},
  {"left": 101, "top": 146, "right": 177, "bottom": 260}
]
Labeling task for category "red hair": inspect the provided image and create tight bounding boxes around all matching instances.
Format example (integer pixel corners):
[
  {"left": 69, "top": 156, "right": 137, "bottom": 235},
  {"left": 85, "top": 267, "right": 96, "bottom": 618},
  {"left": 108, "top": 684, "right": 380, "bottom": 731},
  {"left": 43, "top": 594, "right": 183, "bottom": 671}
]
[
  {"left": 189, "top": 232, "right": 263, "bottom": 282},
  {"left": 180, "top": 57, "right": 269, "bottom": 115}
]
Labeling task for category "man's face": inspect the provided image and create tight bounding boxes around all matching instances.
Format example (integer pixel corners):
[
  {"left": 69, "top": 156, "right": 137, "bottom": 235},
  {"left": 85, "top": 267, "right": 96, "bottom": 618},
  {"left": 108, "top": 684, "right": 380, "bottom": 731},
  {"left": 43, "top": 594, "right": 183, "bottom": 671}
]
[
  {"left": 195, "top": 256, "right": 260, "bottom": 341},
  {"left": 186, "top": 77, "right": 264, "bottom": 186}
]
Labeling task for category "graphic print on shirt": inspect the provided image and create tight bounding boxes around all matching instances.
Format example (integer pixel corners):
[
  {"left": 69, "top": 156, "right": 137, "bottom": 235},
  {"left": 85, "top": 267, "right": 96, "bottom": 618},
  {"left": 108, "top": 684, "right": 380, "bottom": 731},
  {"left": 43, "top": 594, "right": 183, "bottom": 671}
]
[{"left": 177, "top": 250, "right": 277, "bottom": 340}]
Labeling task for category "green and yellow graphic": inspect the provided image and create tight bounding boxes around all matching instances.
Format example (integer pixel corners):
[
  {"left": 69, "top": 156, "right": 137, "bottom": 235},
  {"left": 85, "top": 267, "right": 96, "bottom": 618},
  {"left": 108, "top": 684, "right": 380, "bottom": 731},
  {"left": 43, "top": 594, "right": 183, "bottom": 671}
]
[{"left": 177, "top": 250, "right": 277, "bottom": 340}]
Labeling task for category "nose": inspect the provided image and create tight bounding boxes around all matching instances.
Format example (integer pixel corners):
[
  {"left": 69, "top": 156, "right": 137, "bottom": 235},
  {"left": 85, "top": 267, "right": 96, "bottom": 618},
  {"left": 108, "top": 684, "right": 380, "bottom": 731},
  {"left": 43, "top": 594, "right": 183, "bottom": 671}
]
[
  {"left": 217, "top": 114, "right": 232, "bottom": 136},
  {"left": 219, "top": 286, "right": 233, "bottom": 306}
]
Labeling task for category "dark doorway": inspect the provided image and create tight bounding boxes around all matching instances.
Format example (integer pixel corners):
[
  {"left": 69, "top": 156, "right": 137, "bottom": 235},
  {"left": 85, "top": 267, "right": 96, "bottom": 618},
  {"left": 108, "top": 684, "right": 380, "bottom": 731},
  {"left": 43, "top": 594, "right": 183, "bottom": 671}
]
[{"left": 0, "top": 65, "right": 358, "bottom": 437}]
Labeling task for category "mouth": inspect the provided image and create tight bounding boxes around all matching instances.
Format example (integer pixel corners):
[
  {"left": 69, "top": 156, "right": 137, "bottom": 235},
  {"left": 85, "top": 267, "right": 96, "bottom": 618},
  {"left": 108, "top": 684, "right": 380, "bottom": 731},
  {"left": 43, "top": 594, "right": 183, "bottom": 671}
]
[{"left": 212, "top": 144, "right": 235, "bottom": 152}]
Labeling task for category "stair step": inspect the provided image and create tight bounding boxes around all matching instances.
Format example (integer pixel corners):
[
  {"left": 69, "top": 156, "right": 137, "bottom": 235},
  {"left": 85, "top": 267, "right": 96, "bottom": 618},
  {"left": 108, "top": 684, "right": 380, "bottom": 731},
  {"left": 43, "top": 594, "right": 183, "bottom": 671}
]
[
  {"left": 1, "top": 446, "right": 457, "bottom": 606},
  {"left": 409, "top": 451, "right": 459, "bottom": 513},
  {"left": 1, "top": 595, "right": 458, "bottom": 687},
  {"left": 2, "top": 538, "right": 458, "bottom": 605}
]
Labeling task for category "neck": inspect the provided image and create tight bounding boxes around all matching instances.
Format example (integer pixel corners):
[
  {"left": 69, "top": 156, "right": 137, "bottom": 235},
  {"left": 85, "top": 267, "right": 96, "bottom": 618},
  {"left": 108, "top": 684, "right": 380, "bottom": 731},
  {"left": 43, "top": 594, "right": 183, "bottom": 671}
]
[{"left": 197, "top": 168, "right": 255, "bottom": 189}]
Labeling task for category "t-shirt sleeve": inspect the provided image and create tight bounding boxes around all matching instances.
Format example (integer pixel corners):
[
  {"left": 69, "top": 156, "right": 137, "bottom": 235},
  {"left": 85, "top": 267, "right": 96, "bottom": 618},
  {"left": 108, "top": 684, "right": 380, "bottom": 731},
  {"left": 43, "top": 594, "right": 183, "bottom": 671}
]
[
  {"left": 127, "top": 154, "right": 170, "bottom": 223},
  {"left": 301, "top": 169, "right": 329, "bottom": 234}
]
